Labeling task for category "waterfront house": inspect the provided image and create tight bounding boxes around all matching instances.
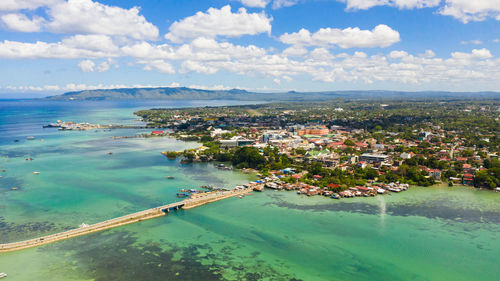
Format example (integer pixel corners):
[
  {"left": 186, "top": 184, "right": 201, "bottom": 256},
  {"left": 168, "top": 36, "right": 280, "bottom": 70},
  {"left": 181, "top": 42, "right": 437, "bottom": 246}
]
[{"left": 462, "top": 174, "right": 474, "bottom": 185}]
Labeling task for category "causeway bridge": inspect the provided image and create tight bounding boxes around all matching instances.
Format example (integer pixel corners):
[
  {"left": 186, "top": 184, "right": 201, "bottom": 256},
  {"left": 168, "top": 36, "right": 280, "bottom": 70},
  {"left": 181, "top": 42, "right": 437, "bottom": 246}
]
[{"left": 0, "top": 188, "right": 253, "bottom": 253}]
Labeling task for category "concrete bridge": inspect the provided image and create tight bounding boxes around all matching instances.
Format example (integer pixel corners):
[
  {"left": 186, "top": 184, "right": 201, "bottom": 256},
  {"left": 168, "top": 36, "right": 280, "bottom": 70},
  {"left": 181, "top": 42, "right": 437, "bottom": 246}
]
[{"left": 0, "top": 188, "right": 252, "bottom": 253}]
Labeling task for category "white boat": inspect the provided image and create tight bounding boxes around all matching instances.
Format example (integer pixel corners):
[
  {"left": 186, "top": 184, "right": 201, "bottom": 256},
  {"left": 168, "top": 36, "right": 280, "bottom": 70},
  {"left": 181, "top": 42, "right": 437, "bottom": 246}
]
[
  {"left": 0, "top": 272, "right": 7, "bottom": 278},
  {"left": 33, "top": 171, "right": 40, "bottom": 174},
  {"left": 26, "top": 136, "right": 35, "bottom": 140},
  {"left": 377, "top": 188, "right": 386, "bottom": 194}
]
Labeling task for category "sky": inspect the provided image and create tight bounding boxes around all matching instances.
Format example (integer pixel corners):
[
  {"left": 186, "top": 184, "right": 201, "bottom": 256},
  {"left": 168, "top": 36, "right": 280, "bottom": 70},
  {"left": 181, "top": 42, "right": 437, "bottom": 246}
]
[{"left": 1, "top": 0, "right": 500, "bottom": 98}]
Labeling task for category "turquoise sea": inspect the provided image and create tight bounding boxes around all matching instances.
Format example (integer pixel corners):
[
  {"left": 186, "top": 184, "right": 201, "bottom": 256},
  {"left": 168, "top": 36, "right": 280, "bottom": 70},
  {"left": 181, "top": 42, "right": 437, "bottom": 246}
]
[{"left": 0, "top": 100, "right": 499, "bottom": 281}]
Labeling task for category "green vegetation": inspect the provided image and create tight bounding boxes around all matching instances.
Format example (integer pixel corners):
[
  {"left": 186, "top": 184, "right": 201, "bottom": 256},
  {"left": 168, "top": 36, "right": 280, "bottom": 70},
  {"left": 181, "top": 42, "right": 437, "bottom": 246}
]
[{"left": 149, "top": 97, "right": 498, "bottom": 191}]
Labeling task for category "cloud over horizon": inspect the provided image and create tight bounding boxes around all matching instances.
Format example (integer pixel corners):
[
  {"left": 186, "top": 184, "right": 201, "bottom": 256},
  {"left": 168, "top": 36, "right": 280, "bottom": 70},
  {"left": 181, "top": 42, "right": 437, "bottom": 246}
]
[{"left": 0, "top": 0, "right": 498, "bottom": 95}]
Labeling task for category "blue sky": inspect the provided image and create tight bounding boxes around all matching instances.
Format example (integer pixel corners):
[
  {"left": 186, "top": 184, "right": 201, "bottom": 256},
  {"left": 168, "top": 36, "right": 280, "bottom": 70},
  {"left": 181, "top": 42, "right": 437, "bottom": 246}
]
[{"left": 1, "top": 0, "right": 499, "bottom": 98}]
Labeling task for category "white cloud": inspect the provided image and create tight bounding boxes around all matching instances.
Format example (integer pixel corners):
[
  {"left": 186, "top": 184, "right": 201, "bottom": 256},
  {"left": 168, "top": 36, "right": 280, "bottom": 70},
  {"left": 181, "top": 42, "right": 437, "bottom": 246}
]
[
  {"left": 62, "top": 35, "right": 119, "bottom": 53},
  {"left": 309, "top": 48, "right": 334, "bottom": 60},
  {"left": 339, "top": 0, "right": 500, "bottom": 23},
  {"left": 339, "top": 0, "right": 440, "bottom": 10},
  {"left": 460, "top": 39, "right": 483, "bottom": 45},
  {"left": 280, "top": 24, "right": 400, "bottom": 48},
  {"left": 78, "top": 59, "right": 95, "bottom": 72},
  {"left": 5, "top": 46, "right": 500, "bottom": 91},
  {"left": 419, "top": 49, "right": 436, "bottom": 58},
  {"left": 44, "top": 0, "right": 158, "bottom": 40},
  {"left": 272, "top": 0, "right": 300, "bottom": 9},
  {"left": 138, "top": 59, "right": 175, "bottom": 74},
  {"left": 440, "top": 0, "right": 500, "bottom": 23},
  {"left": 180, "top": 60, "right": 219, "bottom": 74},
  {"left": 0, "top": 39, "right": 117, "bottom": 59},
  {"left": 187, "top": 84, "right": 234, "bottom": 91},
  {"left": 282, "top": 45, "right": 308, "bottom": 56},
  {"left": 238, "top": 0, "right": 270, "bottom": 8},
  {"left": 0, "top": 0, "right": 61, "bottom": 11},
  {"left": 2, "top": 82, "right": 188, "bottom": 93},
  {"left": 451, "top": 48, "right": 492, "bottom": 59},
  {"left": 77, "top": 58, "right": 115, "bottom": 72},
  {"left": 165, "top": 5, "right": 272, "bottom": 43},
  {"left": 0, "top": 0, "right": 158, "bottom": 40},
  {"left": 1, "top": 13, "right": 45, "bottom": 32},
  {"left": 96, "top": 60, "right": 112, "bottom": 72}
]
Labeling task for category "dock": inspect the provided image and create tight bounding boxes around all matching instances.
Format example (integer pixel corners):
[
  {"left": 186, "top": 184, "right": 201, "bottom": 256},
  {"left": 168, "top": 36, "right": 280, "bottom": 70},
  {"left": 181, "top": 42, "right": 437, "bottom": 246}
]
[{"left": 0, "top": 187, "right": 252, "bottom": 253}]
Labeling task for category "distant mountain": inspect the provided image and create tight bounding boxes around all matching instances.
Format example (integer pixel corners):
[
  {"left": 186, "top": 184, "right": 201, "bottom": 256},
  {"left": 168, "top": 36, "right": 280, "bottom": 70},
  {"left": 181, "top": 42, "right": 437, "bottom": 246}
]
[{"left": 44, "top": 87, "right": 500, "bottom": 101}]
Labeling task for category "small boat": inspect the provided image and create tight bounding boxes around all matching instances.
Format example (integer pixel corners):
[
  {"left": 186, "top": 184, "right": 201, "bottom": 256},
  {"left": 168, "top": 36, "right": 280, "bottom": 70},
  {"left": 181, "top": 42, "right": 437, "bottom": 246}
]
[
  {"left": 11, "top": 187, "right": 18, "bottom": 190},
  {"left": 14, "top": 140, "right": 19, "bottom": 142},
  {"left": 26, "top": 158, "right": 33, "bottom": 161},
  {"left": 33, "top": 171, "right": 40, "bottom": 175},
  {"left": 176, "top": 193, "right": 189, "bottom": 198},
  {"left": 377, "top": 188, "right": 386, "bottom": 194},
  {"left": 331, "top": 193, "right": 340, "bottom": 199},
  {"left": 253, "top": 185, "right": 264, "bottom": 192},
  {"left": 108, "top": 152, "right": 113, "bottom": 155},
  {"left": 0, "top": 272, "right": 7, "bottom": 278},
  {"left": 166, "top": 176, "right": 175, "bottom": 179},
  {"left": 43, "top": 123, "right": 61, "bottom": 128},
  {"left": 26, "top": 136, "right": 35, "bottom": 140},
  {"left": 238, "top": 195, "right": 244, "bottom": 199}
]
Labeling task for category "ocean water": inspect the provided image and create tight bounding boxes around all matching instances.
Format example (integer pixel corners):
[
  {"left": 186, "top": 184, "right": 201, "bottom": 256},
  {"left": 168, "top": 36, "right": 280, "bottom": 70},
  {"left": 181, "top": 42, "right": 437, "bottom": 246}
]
[{"left": 0, "top": 100, "right": 499, "bottom": 281}]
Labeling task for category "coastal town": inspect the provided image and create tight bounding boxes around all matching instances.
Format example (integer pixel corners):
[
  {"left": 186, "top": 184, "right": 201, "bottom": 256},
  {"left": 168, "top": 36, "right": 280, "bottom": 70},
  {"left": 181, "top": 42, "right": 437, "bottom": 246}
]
[{"left": 135, "top": 99, "right": 499, "bottom": 197}]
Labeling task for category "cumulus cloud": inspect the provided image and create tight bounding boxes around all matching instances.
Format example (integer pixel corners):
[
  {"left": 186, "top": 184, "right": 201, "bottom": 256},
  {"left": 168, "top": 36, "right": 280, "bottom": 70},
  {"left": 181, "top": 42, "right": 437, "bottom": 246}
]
[
  {"left": 237, "top": 0, "right": 270, "bottom": 8},
  {"left": 0, "top": 13, "right": 45, "bottom": 32},
  {"left": 62, "top": 35, "right": 119, "bottom": 53},
  {"left": 0, "top": 39, "right": 117, "bottom": 59},
  {"left": 6, "top": 46, "right": 500, "bottom": 91},
  {"left": 339, "top": 0, "right": 500, "bottom": 23},
  {"left": 451, "top": 48, "right": 492, "bottom": 59},
  {"left": 138, "top": 59, "right": 175, "bottom": 74},
  {"left": 45, "top": 0, "right": 158, "bottom": 40},
  {"left": 272, "top": 0, "right": 300, "bottom": 9},
  {"left": 440, "top": 0, "right": 500, "bottom": 23},
  {"left": 339, "top": 0, "right": 440, "bottom": 10},
  {"left": 165, "top": 5, "right": 272, "bottom": 43},
  {"left": 187, "top": 84, "right": 234, "bottom": 91},
  {"left": 77, "top": 58, "right": 115, "bottom": 72},
  {"left": 282, "top": 45, "right": 308, "bottom": 56},
  {"left": 0, "top": 0, "right": 158, "bottom": 40},
  {"left": 237, "top": 0, "right": 298, "bottom": 8},
  {"left": 77, "top": 59, "right": 95, "bottom": 72},
  {"left": 280, "top": 24, "right": 400, "bottom": 48},
  {"left": 0, "top": 0, "right": 61, "bottom": 11}
]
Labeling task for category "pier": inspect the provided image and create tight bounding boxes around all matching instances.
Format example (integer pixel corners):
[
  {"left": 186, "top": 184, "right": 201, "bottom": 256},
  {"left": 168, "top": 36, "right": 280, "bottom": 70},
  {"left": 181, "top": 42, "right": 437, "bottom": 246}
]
[{"left": 0, "top": 188, "right": 252, "bottom": 253}]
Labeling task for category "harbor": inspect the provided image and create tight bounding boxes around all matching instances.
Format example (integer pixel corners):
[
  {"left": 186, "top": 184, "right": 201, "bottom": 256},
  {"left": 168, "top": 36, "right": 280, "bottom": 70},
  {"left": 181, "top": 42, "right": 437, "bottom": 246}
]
[
  {"left": 43, "top": 120, "right": 151, "bottom": 131},
  {"left": 249, "top": 175, "right": 410, "bottom": 199}
]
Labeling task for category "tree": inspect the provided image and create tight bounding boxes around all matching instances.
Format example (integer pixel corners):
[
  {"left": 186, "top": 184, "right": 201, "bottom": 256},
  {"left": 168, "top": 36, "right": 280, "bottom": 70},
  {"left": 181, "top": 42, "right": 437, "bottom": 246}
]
[
  {"left": 344, "top": 139, "right": 355, "bottom": 146},
  {"left": 232, "top": 147, "right": 266, "bottom": 168},
  {"left": 295, "top": 147, "right": 306, "bottom": 155}
]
